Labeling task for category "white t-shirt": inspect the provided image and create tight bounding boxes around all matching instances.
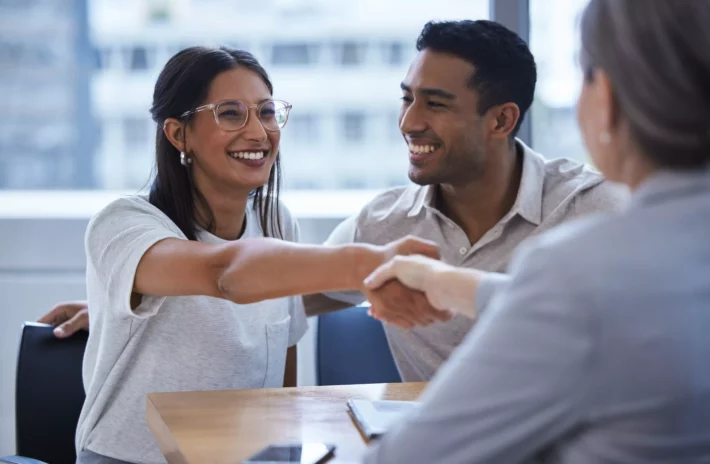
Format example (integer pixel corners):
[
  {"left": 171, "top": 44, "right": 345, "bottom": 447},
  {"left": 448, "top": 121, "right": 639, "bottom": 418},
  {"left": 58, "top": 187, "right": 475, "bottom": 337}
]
[{"left": 75, "top": 195, "right": 308, "bottom": 463}]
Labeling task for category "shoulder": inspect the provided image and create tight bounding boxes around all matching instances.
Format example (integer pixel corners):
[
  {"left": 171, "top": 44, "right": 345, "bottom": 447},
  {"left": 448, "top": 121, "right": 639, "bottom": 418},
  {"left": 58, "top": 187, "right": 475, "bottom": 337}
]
[
  {"left": 322, "top": 185, "right": 422, "bottom": 245},
  {"left": 85, "top": 195, "right": 184, "bottom": 260},
  {"left": 513, "top": 209, "right": 623, "bottom": 290},
  {"left": 538, "top": 155, "right": 630, "bottom": 219},
  {"left": 354, "top": 185, "right": 423, "bottom": 225},
  {"left": 88, "top": 195, "right": 177, "bottom": 234}
]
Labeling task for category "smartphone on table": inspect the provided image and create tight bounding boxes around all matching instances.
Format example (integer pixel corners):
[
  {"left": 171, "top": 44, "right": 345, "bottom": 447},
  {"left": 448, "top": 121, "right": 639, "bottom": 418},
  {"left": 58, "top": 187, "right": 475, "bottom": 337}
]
[{"left": 242, "top": 443, "right": 336, "bottom": 464}]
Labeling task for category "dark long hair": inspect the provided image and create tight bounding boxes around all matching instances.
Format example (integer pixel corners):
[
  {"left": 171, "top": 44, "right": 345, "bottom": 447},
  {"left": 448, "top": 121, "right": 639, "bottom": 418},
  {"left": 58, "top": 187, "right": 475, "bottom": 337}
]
[{"left": 148, "top": 46, "right": 282, "bottom": 240}]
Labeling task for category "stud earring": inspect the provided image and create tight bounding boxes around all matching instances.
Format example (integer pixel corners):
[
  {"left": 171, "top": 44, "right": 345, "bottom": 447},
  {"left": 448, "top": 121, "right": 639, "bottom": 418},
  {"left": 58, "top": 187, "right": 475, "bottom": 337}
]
[
  {"left": 180, "top": 152, "right": 192, "bottom": 166},
  {"left": 599, "top": 131, "right": 612, "bottom": 144}
]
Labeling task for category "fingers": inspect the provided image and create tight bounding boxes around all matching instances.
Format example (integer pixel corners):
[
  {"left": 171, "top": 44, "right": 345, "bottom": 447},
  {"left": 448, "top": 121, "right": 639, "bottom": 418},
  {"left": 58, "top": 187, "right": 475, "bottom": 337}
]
[
  {"left": 37, "top": 301, "right": 88, "bottom": 325},
  {"left": 53, "top": 309, "right": 89, "bottom": 338},
  {"left": 367, "top": 289, "right": 420, "bottom": 328},
  {"left": 370, "top": 307, "right": 415, "bottom": 330},
  {"left": 37, "top": 305, "right": 67, "bottom": 325},
  {"left": 400, "top": 236, "right": 441, "bottom": 260},
  {"left": 412, "top": 296, "right": 441, "bottom": 324},
  {"left": 422, "top": 300, "right": 454, "bottom": 322},
  {"left": 363, "top": 259, "right": 397, "bottom": 290},
  {"left": 366, "top": 281, "right": 440, "bottom": 328}
]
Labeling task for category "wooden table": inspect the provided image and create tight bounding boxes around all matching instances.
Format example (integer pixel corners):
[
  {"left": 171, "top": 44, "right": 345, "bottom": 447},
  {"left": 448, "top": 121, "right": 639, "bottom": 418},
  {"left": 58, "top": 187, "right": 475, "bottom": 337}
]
[{"left": 147, "top": 382, "right": 426, "bottom": 464}]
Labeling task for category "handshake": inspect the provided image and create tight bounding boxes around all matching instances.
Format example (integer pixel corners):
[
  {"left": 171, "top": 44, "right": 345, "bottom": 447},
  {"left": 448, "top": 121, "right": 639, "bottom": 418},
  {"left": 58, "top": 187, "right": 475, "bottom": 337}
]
[
  {"left": 40, "top": 235, "right": 474, "bottom": 337},
  {"left": 360, "top": 235, "right": 463, "bottom": 329}
]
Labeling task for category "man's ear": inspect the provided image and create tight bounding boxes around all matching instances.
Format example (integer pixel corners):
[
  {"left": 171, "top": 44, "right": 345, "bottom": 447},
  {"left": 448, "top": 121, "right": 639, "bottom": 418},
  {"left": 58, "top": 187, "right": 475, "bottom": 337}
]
[{"left": 487, "top": 103, "right": 521, "bottom": 141}]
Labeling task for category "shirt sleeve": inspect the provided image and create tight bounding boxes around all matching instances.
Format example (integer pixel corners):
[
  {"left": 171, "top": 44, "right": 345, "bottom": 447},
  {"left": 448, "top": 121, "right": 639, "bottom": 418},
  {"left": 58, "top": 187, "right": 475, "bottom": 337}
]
[
  {"left": 320, "top": 214, "right": 367, "bottom": 306},
  {"left": 474, "top": 272, "right": 510, "bottom": 318},
  {"left": 362, "top": 238, "right": 596, "bottom": 464},
  {"left": 85, "top": 197, "right": 181, "bottom": 319}
]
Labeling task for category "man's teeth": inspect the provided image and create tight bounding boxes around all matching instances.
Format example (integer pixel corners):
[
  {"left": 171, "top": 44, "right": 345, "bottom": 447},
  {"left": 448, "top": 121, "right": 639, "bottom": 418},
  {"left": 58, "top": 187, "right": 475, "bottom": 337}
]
[
  {"left": 409, "top": 144, "right": 438, "bottom": 154},
  {"left": 229, "top": 151, "right": 265, "bottom": 160}
]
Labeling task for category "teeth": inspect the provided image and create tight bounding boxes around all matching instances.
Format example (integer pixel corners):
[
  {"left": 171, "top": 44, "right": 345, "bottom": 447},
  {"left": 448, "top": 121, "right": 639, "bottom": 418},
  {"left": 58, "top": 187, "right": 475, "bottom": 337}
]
[
  {"left": 409, "top": 144, "right": 437, "bottom": 154},
  {"left": 229, "top": 151, "right": 265, "bottom": 160}
]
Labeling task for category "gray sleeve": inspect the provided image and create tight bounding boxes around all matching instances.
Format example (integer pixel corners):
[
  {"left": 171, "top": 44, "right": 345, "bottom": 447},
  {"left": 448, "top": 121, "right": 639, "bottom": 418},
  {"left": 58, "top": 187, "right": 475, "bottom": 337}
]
[
  {"left": 474, "top": 272, "right": 510, "bottom": 318},
  {"left": 362, "top": 240, "right": 595, "bottom": 464},
  {"left": 85, "top": 197, "right": 180, "bottom": 319},
  {"left": 320, "top": 214, "right": 366, "bottom": 305}
]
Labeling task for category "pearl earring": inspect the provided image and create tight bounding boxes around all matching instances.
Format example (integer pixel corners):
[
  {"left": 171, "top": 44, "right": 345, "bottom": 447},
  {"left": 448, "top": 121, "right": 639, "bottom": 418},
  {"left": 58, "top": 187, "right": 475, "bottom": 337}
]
[
  {"left": 180, "top": 152, "right": 192, "bottom": 166},
  {"left": 599, "top": 131, "right": 612, "bottom": 144}
]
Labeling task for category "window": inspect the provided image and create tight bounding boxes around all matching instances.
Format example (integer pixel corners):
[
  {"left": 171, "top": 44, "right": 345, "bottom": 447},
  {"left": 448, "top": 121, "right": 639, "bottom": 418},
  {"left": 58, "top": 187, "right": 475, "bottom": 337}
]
[
  {"left": 1, "top": 0, "right": 489, "bottom": 191},
  {"left": 124, "top": 45, "right": 152, "bottom": 71},
  {"left": 271, "top": 43, "right": 319, "bottom": 66},
  {"left": 342, "top": 112, "right": 366, "bottom": 142},
  {"left": 382, "top": 41, "right": 404, "bottom": 66},
  {"left": 93, "top": 46, "right": 112, "bottom": 70},
  {"left": 123, "top": 117, "right": 151, "bottom": 148},
  {"left": 286, "top": 113, "right": 320, "bottom": 144},
  {"left": 530, "top": 0, "right": 590, "bottom": 163},
  {"left": 336, "top": 41, "right": 366, "bottom": 66}
]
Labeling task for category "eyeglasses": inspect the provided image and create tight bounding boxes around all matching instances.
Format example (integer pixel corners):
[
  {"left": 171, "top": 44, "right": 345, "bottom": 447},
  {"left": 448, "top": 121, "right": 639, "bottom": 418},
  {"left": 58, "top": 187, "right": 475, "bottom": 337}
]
[{"left": 180, "top": 99, "right": 292, "bottom": 132}]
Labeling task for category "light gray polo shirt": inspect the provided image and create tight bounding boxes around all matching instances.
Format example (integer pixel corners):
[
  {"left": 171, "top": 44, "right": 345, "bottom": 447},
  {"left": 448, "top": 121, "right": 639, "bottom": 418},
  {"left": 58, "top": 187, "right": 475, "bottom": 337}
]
[{"left": 325, "top": 140, "right": 628, "bottom": 381}]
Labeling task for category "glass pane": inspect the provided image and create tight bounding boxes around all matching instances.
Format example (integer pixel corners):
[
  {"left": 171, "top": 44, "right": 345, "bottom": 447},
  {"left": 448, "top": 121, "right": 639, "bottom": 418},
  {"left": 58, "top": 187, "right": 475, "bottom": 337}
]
[
  {"left": 1, "top": 0, "right": 488, "bottom": 191},
  {"left": 530, "top": 0, "right": 590, "bottom": 163}
]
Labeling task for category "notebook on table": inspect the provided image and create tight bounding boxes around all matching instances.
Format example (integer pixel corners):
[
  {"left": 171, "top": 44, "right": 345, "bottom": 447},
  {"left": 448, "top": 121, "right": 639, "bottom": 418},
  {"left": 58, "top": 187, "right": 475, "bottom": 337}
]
[{"left": 347, "top": 399, "right": 419, "bottom": 439}]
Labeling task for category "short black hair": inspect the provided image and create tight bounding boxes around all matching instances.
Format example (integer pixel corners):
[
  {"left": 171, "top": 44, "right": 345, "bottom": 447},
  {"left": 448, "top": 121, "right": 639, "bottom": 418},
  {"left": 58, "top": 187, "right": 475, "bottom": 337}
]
[{"left": 416, "top": 20, "right": 537, "bottom": 136}]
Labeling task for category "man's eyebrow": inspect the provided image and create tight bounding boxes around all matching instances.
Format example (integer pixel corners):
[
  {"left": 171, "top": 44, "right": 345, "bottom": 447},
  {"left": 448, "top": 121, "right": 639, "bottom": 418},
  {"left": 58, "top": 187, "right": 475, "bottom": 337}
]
[{"left": 400, "top": 83, "right": 456, "bottom": 100}]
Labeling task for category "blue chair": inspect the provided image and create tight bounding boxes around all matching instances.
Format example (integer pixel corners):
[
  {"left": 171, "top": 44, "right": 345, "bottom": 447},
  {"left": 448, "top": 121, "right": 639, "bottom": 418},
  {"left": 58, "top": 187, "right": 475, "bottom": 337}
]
[
  {"left": 0, "top": 323, "right": 88, "bottom": 464},
  {"left": 316, "top": 306, "right": 402, "bottom": 385}
]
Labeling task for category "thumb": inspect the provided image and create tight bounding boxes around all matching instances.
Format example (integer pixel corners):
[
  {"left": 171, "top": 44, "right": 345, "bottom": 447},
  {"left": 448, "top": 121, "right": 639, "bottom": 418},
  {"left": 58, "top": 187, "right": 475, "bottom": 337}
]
[
  {"left": 53, "top": 324, "right": 69, "bottom": 338},
  {"left": 363, "top": 260, "right": 397, "bottom": 290}
]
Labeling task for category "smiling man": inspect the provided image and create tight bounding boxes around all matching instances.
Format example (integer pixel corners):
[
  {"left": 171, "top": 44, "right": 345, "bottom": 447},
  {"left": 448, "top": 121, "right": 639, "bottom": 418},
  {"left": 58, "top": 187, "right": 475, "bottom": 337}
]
[
  {"left": 314, "top": 19, "right": 627, "bottom": 381},
  {"left": 42, "top": 20, "right": 626, "bottom": 382}
]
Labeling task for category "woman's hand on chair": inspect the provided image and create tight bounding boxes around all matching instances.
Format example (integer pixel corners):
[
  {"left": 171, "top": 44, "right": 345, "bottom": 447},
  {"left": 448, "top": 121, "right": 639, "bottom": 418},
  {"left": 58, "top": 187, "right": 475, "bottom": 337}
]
[{"left": 37, "top": 301, "right": 89, "bottom": 338}]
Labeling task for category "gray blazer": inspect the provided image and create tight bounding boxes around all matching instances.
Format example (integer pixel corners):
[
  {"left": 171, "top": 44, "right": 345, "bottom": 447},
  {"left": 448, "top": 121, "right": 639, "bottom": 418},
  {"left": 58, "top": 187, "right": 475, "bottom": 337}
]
[{"left": 364, "top": 169, "right": 710, "bottom": 464}]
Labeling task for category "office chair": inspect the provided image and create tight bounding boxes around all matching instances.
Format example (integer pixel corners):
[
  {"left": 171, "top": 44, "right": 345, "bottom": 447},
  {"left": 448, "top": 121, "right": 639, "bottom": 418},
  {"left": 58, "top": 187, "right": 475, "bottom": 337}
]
[
  {"left": 316, "top": 306, "right": 402, "bottom": 385},
  {"left": 0, "top": 458, "right": 47, "bottom": 464},
  {"left": 0, "top": 323, "right": 88, "bottom": 464}
]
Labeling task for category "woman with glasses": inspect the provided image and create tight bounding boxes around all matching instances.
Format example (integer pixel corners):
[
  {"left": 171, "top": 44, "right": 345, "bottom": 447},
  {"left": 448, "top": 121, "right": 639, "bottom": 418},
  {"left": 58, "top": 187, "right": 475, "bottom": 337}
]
[
  {"left": 74, "top": 47, "right": 438, "bottom": 464},
  {"left": 361, "top": 0, "right": 710, "bottom": 462}
]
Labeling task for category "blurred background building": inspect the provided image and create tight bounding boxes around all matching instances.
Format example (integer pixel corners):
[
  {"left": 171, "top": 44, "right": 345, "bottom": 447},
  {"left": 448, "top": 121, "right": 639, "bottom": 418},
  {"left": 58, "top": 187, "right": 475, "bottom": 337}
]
[{"left": 0, "top": 0, "right": 590, "bottom": 192}]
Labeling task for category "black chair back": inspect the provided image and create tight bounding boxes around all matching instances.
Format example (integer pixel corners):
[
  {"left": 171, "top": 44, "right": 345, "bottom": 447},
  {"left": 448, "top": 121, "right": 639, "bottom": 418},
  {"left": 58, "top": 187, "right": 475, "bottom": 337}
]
[{"left": 15, "top": 323, "right": 87, "bottom": 464}]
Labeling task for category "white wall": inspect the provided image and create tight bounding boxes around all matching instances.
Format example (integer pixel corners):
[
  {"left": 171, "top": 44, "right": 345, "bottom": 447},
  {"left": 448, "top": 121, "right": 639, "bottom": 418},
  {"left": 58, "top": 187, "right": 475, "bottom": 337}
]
[{"left": 0, "top": 212, "right": 348, "bottom": 456}]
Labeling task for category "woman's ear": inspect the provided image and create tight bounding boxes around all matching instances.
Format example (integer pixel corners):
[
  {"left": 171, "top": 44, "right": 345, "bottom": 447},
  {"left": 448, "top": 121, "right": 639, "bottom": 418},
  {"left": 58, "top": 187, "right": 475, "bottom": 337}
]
[
  {"left": 593, "top": 69, "right": 619, "bottom": 134},
  {"left": 163, "top": 118, "right": 186, "bottom": 152}
]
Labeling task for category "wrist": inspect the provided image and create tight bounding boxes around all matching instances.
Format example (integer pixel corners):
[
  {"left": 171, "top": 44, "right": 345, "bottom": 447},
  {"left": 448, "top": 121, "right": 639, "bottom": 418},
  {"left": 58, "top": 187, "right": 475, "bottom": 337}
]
[
  {"left": 344, "top": 243, "right": 385, "bottom": 290},
  {"left": 425, "top": 265, "right": 483, "bottom": 315}
]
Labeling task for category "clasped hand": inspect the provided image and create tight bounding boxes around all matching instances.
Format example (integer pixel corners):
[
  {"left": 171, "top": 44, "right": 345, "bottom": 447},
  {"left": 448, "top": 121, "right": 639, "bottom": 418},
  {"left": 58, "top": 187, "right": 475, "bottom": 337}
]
[{"left": 367, "top": 238, "right": 455, "bottom": 329}]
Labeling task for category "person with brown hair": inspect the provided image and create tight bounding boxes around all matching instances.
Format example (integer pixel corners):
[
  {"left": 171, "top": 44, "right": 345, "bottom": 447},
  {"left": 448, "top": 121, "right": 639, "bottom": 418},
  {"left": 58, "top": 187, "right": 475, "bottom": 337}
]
[
  {"left": 363, "top": 1, "right": 710, "bottom": 462},
  {"left": 72, "top": 46, "right": 439, "bottom": 464}
]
